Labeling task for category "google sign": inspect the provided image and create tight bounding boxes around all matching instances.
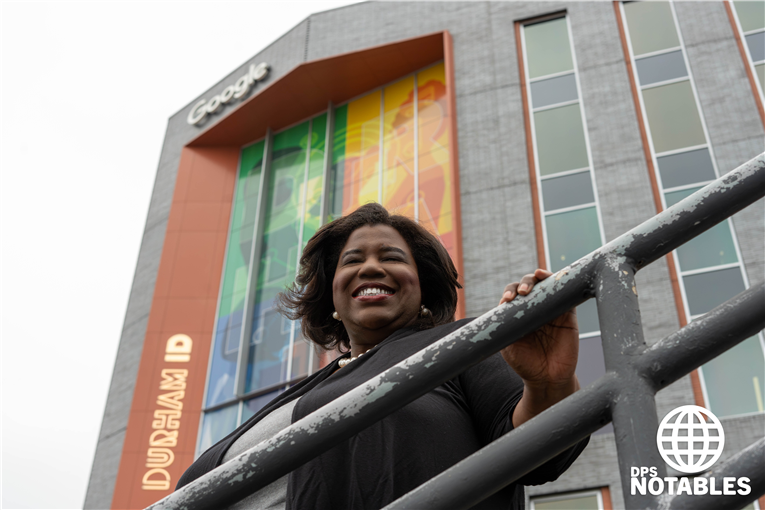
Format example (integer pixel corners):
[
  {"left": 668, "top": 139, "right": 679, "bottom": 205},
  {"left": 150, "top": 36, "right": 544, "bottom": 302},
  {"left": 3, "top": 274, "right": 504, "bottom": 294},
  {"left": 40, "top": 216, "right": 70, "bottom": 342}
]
[{"left": 187, "top": 62, "right": 270, "bottom": 125}]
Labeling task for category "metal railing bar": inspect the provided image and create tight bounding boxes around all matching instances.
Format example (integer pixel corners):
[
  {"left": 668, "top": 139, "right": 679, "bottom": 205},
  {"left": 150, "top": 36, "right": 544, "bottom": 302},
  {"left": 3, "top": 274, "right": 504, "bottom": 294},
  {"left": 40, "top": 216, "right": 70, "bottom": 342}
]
[
  {"left": 150, "top": 154, "right": 764, "bottom": 510},
  {"left": 384, "top": 285, "right": 764, "bottom": 510},
  {"left": 667, "top": 438, "right": 765, "bottom": 510}
]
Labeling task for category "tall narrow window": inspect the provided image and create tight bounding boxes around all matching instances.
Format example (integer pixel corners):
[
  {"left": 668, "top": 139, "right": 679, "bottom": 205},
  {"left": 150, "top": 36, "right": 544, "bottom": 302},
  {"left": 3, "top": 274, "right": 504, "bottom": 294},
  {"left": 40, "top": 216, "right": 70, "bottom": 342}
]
[
  {"left": 199, "top": 115, "right": 327, "bottom": 453},
  {"left": 329, "top": 62, "right": 458, "bottom": 254},
  {"left": 729, "top": 0, "right": 765, "bottom": 100},
  {"left": 520, "top": 16, "right": 608, "bottom": 432},
  {"left": 198, "top": 63, "right": 461, "bottom": 454},
  {"left": 620, "top": 0, "right": 765, "bottom": 418}
]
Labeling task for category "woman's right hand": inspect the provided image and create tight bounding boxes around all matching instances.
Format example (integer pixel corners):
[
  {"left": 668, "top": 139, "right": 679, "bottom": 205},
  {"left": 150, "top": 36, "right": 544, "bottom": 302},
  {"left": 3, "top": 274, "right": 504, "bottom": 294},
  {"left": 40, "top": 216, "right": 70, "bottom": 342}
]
[{"left": 498, "top": 269, "right": 581, "bottom": 426}]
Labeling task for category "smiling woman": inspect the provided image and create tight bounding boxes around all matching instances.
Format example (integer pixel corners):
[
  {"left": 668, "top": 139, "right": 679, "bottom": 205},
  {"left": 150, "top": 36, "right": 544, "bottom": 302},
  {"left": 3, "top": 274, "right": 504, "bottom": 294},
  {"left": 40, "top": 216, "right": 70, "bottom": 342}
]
[
  {"left": 280, "top": 204, "right": 460, "bottom": 354},
  {"left": 175, "top": 203, "right": 588, "bottom": 509}
]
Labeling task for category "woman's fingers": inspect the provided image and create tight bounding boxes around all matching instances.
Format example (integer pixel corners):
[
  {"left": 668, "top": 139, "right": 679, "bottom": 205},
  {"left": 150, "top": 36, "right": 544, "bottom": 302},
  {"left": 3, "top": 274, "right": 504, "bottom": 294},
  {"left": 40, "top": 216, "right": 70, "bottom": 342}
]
[
  {"left": 499, "top": 282, "right": 519, "bottom": 305},
  {"left": 517, "top": 273, "right": 539, "bottom": 295},
  {"left": 499, "top": 269, "right": 554, "bottom": 305}
]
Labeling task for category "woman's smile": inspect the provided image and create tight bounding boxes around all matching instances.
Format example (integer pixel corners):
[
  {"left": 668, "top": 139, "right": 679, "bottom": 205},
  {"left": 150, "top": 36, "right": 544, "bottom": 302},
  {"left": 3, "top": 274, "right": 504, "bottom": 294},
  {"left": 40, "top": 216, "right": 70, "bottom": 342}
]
[{"left": 353, "top": 283, "right": 395, "bottom": 300}]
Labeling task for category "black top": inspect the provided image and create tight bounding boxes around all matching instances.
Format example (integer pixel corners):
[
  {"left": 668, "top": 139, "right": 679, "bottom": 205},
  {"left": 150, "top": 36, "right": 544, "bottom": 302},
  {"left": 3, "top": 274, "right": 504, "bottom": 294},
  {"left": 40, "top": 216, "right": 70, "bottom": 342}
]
[{"left": 177, "top": 319, "right": 589, "bottom": 509}]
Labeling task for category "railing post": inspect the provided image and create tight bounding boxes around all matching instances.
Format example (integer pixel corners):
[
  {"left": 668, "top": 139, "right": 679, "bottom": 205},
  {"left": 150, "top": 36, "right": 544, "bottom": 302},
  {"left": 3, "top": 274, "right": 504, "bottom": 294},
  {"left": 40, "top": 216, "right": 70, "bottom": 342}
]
[{"left": 595, "top": 257, "right": 665, "bottom": 509}]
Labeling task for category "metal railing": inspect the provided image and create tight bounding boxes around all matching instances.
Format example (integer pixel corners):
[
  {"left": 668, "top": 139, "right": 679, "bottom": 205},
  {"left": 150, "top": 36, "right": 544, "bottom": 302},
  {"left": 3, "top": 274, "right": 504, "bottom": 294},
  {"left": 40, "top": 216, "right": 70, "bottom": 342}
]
[{"left": 148, "top": 153, "right": 765, "bottom": 510}]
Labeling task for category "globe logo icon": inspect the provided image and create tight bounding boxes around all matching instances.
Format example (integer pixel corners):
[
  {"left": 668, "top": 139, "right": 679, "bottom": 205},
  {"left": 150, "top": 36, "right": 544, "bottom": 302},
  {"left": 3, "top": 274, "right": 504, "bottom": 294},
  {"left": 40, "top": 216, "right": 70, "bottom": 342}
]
[{"left": 656, "top": 405, "right": 725, "bottom": 474}]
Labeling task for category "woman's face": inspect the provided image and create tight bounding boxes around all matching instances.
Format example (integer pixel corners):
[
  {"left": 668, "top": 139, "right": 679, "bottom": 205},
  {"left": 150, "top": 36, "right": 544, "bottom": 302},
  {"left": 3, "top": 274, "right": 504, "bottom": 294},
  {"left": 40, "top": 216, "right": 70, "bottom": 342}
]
[{"left": 332, "top": 224, "right": 422, "bottom": 346}]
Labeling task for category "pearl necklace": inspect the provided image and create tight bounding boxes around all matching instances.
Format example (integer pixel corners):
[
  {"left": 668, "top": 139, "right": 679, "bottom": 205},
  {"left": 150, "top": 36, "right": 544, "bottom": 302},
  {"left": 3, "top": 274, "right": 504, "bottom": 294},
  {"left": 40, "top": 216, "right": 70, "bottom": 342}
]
[{"left": 338, "top": 348, "right": 373, "bottom": 368}]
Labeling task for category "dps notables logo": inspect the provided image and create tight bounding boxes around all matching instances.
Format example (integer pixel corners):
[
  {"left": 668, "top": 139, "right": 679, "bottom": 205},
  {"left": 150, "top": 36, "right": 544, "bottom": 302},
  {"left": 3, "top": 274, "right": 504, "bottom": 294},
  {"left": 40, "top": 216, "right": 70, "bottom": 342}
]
[
  {"left": 630, "top": 405, "right": 751, "bottom": 497},
  {"left": 657, "top": 405, "right": 725, "bottom": 473}
]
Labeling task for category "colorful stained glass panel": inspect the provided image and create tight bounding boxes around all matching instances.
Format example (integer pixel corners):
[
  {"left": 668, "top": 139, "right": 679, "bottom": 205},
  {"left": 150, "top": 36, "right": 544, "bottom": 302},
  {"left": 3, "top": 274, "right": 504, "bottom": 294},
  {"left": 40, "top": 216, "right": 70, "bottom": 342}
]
[
  {"left": 417, "top": 63, "right": 455, "bottom": 255},
  {"left": 206, "top": 141, "right": 264, "bottom": 407},
  {"left": 197, "top": 404, "right": 238, "bottom": 455},
  {"left": 246, "top": 122, "right": 309, "bottom": 393},
  {"left": 382, "top": 76, "right": 416, "bottom": 214}
]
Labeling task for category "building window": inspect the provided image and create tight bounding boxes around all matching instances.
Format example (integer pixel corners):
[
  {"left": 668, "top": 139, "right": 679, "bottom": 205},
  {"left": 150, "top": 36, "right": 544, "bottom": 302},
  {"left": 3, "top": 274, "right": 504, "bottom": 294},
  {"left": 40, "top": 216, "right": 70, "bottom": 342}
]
[
  {"left": 530, "top": 489, "right": 604, "bottom": 510},
  {"left": 729, "top": 0, "right": 765, "bottom": 100},
  {"left": 619, "top": 0, "right": 765, "bottom": 418},
  {"left": 329, "top": 62, "right": 458, "bottom": 253},
  {"left": 198, "top": 62, "right": 459, "bottom": 454},
  {"left": 519, "top": 15, "right": 609, "bottom": 433}
]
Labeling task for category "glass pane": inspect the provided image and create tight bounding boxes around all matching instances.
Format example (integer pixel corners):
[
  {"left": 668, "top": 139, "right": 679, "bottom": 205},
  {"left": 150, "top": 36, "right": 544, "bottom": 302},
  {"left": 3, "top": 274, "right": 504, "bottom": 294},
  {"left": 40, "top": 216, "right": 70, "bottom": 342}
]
[
  {"left": 197, "top": 404, "right": 238, "bottom": 455},
  {"left": 289, "top": 324, "right": 313, "bottom": 379},
  {"left": 676, "top": 222, "right": 739, "bottom": 271},
  {"left": 329, "top": 104, "right": 348, "bottom": 221},
  {"left": 246, "top": 122, "right": 309, "bottom": 393},
  {"left": 241, "top": 388, "right": 284, "bottom": 422},
  {"left": 206, "top": 140, "right": 265, "bottom": 407},
  {"left": 577, "top": 299, "right": 600, "bottom": 335},
  {"left": 248, "top": 305, "right": 293, "bottom": 392},
  {"left": 657, "top": 148, "right": 715, "bottom": 189},
  {"left": 623, "top": 1, "right": 680, "bottom": 56},
  {"left": 702, "top": 336, "right": 765, "bottom": 417},
  {"left": 664, "top": 186, "right": 701, "bottom": 208},
  {"left": 531, "top": 73, "right": 578, "bottom": 109},
  {"left": 302, "top": 113, "right": 326, "bottom": 248},
  {"left": 577, "top": 336, "right": 613, "bottom": 435},
  {"left": 635, "top": 50, "right": 687, "bottom": 86},
  {"left": 734, "top": 1, "right": 765, "bottom": 32},
  {"left": 756, "top": 63, "right": 765, "bottom": 95},
  {"left": 541, "top": 171, "right": 594, "bottom": 211},
  {"left": 643, "top": 81, "right": 706, "bottom": 154},
  {"left": 578, "top": 336, "right": 605, "bottom": 389},
  {"left": 665, "top": 187, "right": 739, "bottom": 271},
  {"left": 683, "top": 267, "right": 746, "bottom": 317},
  {"left": 534, "top": 104, "right": 589, "bottom": 176},
  {"left": 746, "top": 31, "right": 765, "bottom": 62},
  {"left": 338, "top": 89, "right": 382, "bottom": 215},
  {"left": 524, "top": 17, "right": 574, "bottom": 79},
  {"left": 545, "top": 207, "right": 602, "bottom": 272},
  {"left": 382, "top": 75, "right": 416, "bottom": 213},
  {"left": 533, "top": 493, "right": 600, "bottom": 510},
  {"left": 417, "top": 62, "right": 456, "bottom": 253},
  {"left": 328, "top": 63, "right": 458, "bottom": 280}
]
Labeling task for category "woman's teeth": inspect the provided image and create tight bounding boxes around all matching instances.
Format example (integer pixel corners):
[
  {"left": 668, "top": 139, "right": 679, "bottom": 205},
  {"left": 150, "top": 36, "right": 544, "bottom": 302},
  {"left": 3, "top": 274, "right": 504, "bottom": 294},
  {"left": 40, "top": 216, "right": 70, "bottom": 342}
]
[{"left": 357, "top": 287, "right": 393, "bottom": 296}]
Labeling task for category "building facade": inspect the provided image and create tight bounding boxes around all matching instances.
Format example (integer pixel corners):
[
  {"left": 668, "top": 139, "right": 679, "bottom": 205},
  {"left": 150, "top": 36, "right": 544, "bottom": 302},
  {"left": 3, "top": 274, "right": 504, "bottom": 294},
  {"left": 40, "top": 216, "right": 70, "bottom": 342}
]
[{"left": 85, "top": 2, "right": 765, "bottom": 509}]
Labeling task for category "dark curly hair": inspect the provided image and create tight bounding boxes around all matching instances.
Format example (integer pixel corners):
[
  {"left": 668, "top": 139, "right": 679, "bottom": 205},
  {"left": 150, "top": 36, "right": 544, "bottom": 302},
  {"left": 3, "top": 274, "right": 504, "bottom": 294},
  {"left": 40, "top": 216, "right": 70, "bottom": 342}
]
[{"left": 277, "top": 203, "right": 461, "bottom": 351}]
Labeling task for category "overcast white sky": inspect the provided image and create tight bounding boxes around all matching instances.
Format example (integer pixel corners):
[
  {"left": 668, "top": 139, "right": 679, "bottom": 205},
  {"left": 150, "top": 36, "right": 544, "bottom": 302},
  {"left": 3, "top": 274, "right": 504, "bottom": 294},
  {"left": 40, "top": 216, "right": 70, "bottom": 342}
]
[{"left": 0, "top": 1, "right": 362, "bottom": 508}]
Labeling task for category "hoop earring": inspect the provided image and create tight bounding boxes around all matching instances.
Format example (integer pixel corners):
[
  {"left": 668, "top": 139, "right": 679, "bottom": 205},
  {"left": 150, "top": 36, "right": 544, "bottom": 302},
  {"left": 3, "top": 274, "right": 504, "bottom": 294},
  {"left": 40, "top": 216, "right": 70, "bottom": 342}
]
[
  {"left": 332, "top": 311, "right": 342, "bottom": 321},
  {"left": 419, "top": 305, "right": 431, "bottom": 317}
]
